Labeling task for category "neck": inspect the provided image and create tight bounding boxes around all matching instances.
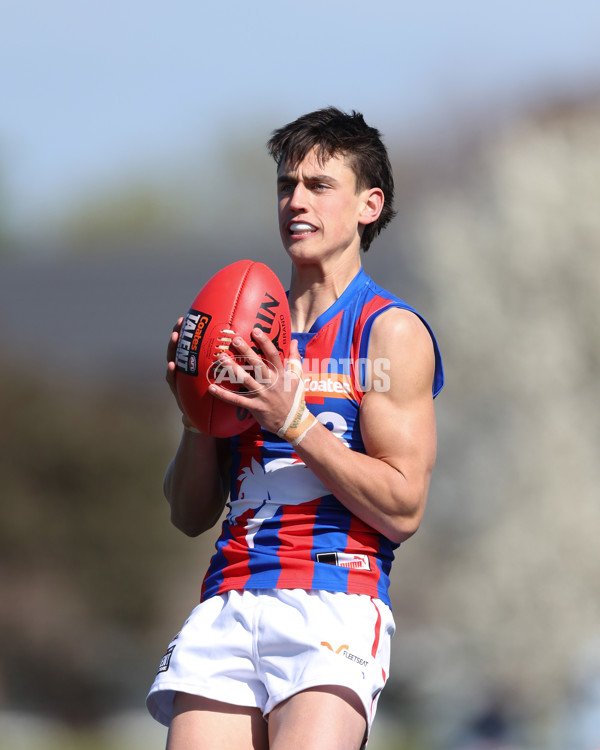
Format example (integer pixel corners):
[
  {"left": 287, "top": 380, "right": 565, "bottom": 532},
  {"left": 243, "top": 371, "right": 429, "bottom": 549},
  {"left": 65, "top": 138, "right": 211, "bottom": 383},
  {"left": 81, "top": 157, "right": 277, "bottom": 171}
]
[{"left": 288, "top": 253, "right": 362, "bottom": 332}]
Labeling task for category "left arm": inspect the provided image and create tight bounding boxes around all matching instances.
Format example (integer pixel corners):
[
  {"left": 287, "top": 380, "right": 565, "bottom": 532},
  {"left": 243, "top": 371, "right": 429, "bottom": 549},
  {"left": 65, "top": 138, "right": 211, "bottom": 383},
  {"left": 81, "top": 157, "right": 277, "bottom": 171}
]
[
  {"left": 209, "top": 309, "right": 437, "bottom": 544},
  {"left": 294, "top": 308, "right": 437, "bottom": 543}
]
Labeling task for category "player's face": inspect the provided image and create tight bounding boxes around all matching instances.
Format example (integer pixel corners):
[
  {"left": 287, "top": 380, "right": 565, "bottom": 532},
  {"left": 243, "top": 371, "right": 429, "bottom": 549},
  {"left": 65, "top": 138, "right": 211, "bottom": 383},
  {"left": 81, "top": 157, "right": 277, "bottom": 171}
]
[{"left": 276, "top": 149, "right": 372, "bottom": 268}]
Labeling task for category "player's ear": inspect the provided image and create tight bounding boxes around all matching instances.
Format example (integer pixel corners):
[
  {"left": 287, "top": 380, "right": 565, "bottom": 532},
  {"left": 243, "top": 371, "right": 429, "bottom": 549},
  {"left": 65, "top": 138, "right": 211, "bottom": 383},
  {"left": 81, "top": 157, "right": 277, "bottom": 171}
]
[{"left": 358, "top": 187, "right": 384, "bottom": 226}]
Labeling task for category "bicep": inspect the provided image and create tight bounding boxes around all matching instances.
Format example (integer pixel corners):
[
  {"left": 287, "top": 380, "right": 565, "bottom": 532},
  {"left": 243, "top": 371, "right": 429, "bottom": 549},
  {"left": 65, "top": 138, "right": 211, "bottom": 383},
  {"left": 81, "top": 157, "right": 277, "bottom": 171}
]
[{"left": 359, "top": 309, "right": 437, "bottom": 476}]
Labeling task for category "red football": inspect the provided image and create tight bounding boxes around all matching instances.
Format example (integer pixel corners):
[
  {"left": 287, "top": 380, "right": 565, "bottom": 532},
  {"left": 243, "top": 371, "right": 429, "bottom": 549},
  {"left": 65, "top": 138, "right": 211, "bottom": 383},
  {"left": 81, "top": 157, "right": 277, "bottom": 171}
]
[{"left": 175, "top": 259, "right": 291, "bottom": 437}]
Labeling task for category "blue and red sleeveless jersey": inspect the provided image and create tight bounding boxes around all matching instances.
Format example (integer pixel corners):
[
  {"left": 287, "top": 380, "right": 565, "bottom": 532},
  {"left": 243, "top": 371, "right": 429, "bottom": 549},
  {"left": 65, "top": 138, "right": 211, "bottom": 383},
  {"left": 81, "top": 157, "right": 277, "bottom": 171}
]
[{"left": 200, "top": 268, "right": 443, "bottom": 607}]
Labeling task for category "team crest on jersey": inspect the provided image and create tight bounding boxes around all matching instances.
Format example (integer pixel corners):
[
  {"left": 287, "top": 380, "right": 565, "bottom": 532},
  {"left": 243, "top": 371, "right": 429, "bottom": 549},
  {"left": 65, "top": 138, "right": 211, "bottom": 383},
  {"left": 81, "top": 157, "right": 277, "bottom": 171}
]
[{"left": 229, "top": 456, "right": 330, "bottom": 548}]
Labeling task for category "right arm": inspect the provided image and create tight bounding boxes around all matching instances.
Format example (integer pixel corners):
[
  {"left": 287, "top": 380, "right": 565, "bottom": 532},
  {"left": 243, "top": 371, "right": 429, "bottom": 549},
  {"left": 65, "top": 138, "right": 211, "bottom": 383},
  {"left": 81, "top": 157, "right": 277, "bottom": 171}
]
[
  {"left": 163, "top": 318, "right": 230, "bottom": 537},
  {"left": 163, "top": 429, "right": 230, "bottom": 537}
]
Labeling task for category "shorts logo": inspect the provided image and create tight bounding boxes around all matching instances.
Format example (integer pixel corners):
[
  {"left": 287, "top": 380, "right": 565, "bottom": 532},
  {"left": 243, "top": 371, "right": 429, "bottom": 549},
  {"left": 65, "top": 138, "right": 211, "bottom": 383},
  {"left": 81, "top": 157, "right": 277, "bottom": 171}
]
[
  {"left": 157, "top": 645, "right": 175, "bottom": 673},
  {"left": 321, "top": 642, "right": 369, "bottom": 669},
  {"left": 315, "top": 552, "right": 371, "bottom": 571},
  {"left": 320, "top": 641, "right": 349, "bottom": 654}
]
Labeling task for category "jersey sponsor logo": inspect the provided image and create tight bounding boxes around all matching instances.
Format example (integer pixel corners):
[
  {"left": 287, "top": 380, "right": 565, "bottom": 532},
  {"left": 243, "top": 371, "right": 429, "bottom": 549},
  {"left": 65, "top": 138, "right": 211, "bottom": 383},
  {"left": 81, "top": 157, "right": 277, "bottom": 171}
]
[
  {"left": 316, "top": 552, "right": 371, "bottom": 571},
  {"left": 298, "top": 358, "right": 391, "bottom": 395},
  {"left": 175, "top": 309, "right": 212, "bottom": 375},
  {"left": 303, "top": 372, "right": 353, "bottom": 397}
]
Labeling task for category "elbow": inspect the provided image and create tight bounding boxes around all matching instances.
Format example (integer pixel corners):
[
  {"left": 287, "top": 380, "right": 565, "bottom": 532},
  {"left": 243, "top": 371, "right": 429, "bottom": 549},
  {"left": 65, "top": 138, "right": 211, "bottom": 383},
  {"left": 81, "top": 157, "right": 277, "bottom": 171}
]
[
  {"left": 386, "top": 471, "right": 432, "bottom": 543},
  {"left": 386, "top": 493, "right": 427, "bottom": 544},
  {"left": 387, "top": 514, "right": 421, "bottom": 545},
  {"left": 170, "top": 510, "right": 205, "bottom": 537},
  {"left": 164, "top": 491, "right": 208, "bottom": 538},
  {"left": 167, "top": 493, "right": 225, "bottom": 538},
  {"left": 169, "top": 504, "right": 219, "bottom": 537}
]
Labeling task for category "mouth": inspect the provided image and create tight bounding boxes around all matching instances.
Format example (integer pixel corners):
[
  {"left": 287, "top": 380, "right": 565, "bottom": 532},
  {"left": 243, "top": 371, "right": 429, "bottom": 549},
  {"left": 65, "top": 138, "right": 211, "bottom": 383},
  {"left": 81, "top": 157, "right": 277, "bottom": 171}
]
[{"left": 287, "top": 221, "right": 318, "bottom": 238}]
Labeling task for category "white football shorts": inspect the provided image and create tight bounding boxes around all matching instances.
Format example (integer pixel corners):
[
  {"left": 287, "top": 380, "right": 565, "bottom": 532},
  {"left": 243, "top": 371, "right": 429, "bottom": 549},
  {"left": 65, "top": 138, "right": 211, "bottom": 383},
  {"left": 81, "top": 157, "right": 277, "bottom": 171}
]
[{"left": 146, "top": 588, "right": 395, "bottom": 736}]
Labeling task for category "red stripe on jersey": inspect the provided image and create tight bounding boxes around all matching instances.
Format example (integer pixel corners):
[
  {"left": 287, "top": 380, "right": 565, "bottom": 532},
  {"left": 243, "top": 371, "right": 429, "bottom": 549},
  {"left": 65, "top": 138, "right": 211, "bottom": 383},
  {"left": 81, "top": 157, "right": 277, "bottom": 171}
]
[
  {"left": 215, "top": 508, "right": 256, "bottom": 594},
  {"left": 235, "top": 426, "right": 266, "bottom": 493},
  {"left": 208, "top": 426, "right": 267, "bottom": 596},
  {"left": 275, "top": 501, "right": 319, "bottom": 589},
  {"left": 345, "top": 515, "right": 382, "bottom": 596},
  {"left": 350, "top": 295, "right": 392, "bottom": 404},
  {"left": 354, "top": 296, "right": 390, "bottom": 345},
  {"left": 308, "top": 311, "right": 343, "bottom": 360}
]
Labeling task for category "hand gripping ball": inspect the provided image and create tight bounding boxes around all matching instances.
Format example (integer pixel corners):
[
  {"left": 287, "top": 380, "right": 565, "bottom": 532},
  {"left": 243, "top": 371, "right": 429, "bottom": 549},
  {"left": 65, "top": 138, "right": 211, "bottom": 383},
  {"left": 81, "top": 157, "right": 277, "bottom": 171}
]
[{"left": 174, "top": 259, "right": 291, "bottom": 437}]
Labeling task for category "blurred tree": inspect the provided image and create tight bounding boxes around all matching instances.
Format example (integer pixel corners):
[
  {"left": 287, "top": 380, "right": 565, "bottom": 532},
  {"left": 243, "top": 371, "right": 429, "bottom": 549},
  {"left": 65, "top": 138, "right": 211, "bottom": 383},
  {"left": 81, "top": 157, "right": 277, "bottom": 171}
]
[
  {"left": 58, "top": 181, "right": 181, "bottom": 246},
  {"left": 47, "top": 125, "right": 275, "bottom": 254},
  {"left": 0, "top": 370, "right": 207, "bottom": 723},
  {"left": 387, "top": 95, "right": 600, "bottom": 737}
]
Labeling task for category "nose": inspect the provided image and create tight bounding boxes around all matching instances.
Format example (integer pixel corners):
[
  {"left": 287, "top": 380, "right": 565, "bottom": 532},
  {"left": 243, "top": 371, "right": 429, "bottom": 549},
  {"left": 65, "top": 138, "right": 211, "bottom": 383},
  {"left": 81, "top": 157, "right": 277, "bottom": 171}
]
[{"left": 289, "top": 182, "right": 309, "bottom": 211}]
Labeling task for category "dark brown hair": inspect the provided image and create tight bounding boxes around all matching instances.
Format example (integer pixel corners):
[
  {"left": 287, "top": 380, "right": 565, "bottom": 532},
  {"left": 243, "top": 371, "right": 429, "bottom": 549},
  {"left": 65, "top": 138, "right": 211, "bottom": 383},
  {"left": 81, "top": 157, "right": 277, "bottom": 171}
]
[{"left": 267, "top": 107, "right": 396, "bottom": 251}]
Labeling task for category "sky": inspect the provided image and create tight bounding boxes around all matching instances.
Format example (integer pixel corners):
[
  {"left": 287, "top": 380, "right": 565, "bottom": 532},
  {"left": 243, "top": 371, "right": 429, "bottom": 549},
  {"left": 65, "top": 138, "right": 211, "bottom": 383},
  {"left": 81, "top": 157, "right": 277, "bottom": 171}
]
[{"left": 2, "top": 0, "right": 600, "bottom": 228}]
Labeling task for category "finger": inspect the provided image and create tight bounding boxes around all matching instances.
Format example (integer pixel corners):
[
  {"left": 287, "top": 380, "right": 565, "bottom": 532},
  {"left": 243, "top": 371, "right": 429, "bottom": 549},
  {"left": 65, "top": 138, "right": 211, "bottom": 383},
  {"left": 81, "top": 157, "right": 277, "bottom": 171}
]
[
  {"left": 166, "top": 331, "right": 179, "bottom": 361},
  {"left": 289, "top": 338, "right": 300, "bottom": 360},
  {"left": 249, "top": 328, "right": 285, "bottom": 373},
  {"left": 284, "top": 339, "right": 303, "bottom": 378},
  {"left": 166, "top": 359, "right": 177, "bottom": 382},
  {"left": 209, "top": 363, "right": 258, "bottom": 406},
  {"left": 166, "top": 360, "right": 179, "bottom": 395},
  {"left": 208, "top": 381, "right": 248, "bottom": 409},
  {"left": 229, "top": 331, "right": 278, "bottom": 380},
  {"left": 167, "top": 317, "right": 184, "bottom": 361},
  {"left": 286, "top": 359, "right": 303, "bottom": 379},
  {"left": 214, "top": 352, "right": 263, "bottom": 394},
  {"left": 165, "top": 360, "right": 185, "bottom": 413}
]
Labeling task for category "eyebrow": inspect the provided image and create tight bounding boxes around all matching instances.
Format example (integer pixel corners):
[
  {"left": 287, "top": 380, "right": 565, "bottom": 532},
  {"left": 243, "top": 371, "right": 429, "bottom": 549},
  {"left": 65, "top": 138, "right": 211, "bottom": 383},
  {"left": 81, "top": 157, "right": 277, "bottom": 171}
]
[{"left": 277, "top": 172, "right": 340, "bottom": 185}]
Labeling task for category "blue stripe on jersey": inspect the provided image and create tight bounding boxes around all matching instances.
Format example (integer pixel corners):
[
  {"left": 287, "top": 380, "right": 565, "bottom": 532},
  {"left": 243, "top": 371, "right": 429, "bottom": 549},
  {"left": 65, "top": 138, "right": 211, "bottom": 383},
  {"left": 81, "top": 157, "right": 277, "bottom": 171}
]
[
  {"left": 375, "top": 550, "right": 392, "bottom": 602},
  {"left": 201, "top": 520, "right": 232, "bottom": 598},
  {"left": 244, "top": 502, "right": 285, "bottom": 588},
  {"left": 310, "top": 496, "right": 353, "bottom": 591}
]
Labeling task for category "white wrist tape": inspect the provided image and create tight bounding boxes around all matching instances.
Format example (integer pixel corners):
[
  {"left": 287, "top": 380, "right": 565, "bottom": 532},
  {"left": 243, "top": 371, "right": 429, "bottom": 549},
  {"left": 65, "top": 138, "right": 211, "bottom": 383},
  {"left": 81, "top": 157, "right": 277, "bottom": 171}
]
[{"left": 276, "top": 359, "right": 317, "bottom": 447}]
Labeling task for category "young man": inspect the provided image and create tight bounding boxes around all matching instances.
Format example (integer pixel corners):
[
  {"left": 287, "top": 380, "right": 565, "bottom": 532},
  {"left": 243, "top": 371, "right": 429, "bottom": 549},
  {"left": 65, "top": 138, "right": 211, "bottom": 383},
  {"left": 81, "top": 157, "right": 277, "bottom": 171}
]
[{"left": 147, "top": 107, "right": 444, "bottom": 750}]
